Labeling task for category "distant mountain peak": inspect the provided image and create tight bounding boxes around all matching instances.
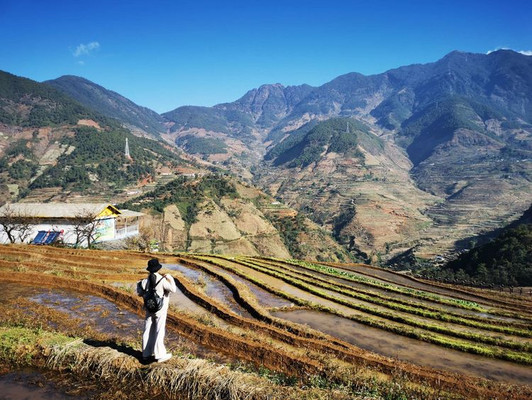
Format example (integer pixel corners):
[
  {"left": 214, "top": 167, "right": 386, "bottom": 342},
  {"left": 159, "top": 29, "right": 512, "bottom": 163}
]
[
  {"left": 54, "top": 74, "right": 94, "bottom": 83},
  {"left": 45, "top": 75, "right": 165, "bottom": 137},
  {"left": 259, "top": 82, "right": 284, "bottom": 89},
  {"left": 2, "top": 49, "right": 532, "bottom": 261},
  {"left": 487, "top": 48, "right": 531, "bottom": 56}
]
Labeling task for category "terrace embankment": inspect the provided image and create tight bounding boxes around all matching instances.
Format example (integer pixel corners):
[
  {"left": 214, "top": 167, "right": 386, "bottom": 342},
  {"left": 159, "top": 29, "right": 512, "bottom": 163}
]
[
  {"left": 324, "top": 261, "right": 532, "bottom": 311},
  {"left": 176, "top": 256, "right": 532, "bottom": 385},
  {"left": 1, "top": 245, "right": 531, "bottom": 399}
]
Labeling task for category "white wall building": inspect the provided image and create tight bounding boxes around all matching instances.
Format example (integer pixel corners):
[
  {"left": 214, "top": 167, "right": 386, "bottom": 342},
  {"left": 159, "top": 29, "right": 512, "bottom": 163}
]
[{"left": 0, "top": 203, "right": 144, "bottom": 247}]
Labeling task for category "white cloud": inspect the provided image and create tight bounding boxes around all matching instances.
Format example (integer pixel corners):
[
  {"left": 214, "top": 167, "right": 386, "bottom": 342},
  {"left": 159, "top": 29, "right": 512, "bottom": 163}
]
[
  {"left": 73, "top": 41, "right": 100, "bottom": 57},
  {"left": 486, "top": 47, "right": 509, "bottom": 54},
  {"left": 486, "top": 47, "right": 532, "bottom": 56}
]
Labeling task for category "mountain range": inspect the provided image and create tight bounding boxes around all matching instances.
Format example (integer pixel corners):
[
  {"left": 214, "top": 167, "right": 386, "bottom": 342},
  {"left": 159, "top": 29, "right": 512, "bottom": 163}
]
[
  {"left": 0, "top": 70, "right": 346, "bottom": 261},
  {"left": 1, "top": 49, "right": 531, "bottom": 263},
  {"left": 158, "top": 50, "right": 532, "bottom": 261}
]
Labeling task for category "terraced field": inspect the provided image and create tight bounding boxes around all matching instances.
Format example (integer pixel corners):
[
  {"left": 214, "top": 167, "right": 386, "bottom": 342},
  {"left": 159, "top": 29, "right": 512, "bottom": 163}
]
[{"left": 1, "top": 244, "right": 531, "bottom": 399}]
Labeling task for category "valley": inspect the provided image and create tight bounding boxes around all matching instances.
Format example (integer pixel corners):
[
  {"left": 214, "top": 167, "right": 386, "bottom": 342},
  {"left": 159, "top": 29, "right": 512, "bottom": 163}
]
[
  {"left": 1, "top": 49, "right": 532, "bottom": 266},
  {"left": 141, "top": 50, "right": 532, "bottom": 263}
]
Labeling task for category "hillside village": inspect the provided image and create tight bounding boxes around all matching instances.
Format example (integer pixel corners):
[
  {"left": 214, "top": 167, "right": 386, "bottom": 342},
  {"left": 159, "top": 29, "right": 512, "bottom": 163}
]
[{"left": 0, "top": 203, "right": 142, "bottom": 247}]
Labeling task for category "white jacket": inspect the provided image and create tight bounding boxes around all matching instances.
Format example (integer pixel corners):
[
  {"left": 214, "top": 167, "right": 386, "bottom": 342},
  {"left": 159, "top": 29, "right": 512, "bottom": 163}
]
[{"left": 137, "top": 272, "right": 177, "bottom": 313}]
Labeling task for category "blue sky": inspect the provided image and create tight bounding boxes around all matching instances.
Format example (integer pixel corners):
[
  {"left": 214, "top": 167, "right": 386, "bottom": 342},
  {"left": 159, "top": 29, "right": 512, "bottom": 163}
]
[{"left": 1, "top": 0, "right": 530, "bottom": 113}]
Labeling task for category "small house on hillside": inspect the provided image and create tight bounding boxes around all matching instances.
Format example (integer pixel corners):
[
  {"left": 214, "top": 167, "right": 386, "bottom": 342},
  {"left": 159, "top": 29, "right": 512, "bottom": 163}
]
[{"left": 0, "top": 203, "right": 144, "bottom": 247}]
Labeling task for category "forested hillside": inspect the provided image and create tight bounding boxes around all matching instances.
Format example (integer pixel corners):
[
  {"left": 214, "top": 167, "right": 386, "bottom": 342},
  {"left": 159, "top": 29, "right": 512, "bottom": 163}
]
[
  {"left": 46, "top": 75, "right": 166, "bottom": 137},
  {"left": 0, "top": 70, "right": 109, "bottom": 127},
  {"left": 265, "top": 118, "right": 370, "bottom": 167},
  {"left": 28, "top": 126, "right": 180, "bottom": 192},
  {"left": 440, "top": 205, "right": 532, "bottom": 286},
  {"left": 0, "top": 71, "right": 191, "bottom": 202}
]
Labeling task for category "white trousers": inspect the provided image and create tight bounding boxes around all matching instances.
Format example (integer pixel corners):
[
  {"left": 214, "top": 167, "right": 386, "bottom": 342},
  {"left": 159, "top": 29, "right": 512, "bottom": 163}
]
[{"left": 142, "top": 307, "right": 168, "bottom": 359}]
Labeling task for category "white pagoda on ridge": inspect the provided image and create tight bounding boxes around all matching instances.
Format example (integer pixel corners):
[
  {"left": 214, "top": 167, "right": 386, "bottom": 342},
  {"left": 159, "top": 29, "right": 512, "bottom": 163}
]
[{"left": 125, "top": 138, "right": 132, "bottom": 160}]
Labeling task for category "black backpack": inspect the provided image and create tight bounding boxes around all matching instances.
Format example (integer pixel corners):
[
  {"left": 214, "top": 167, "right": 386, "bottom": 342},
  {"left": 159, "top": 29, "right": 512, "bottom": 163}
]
[{"left": 143, "top": 274, "right": 164, "bottom": 313}]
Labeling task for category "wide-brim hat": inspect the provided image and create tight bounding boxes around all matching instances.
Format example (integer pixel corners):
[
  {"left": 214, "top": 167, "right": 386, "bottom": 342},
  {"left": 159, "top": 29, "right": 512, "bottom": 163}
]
[{"left": 147, "top": 258, "right": 162, "bottom": 273}]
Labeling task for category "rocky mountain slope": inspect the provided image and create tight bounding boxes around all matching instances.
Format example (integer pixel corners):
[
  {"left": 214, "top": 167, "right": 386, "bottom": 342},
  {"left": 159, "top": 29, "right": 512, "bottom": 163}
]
[
  {"left": 119, "top": 174, "right": 348, "bottom": 261},
  {"left": 45, "top": 75, "right": 166, "bottom": 137},
  {"left": 258, "top": 117, "right": 437, "bottom": 261},
  {"left": 161, "top": 50, "right": 532, "bottom": 261},
  {"left": 162, "top": 83, "right": 315, "bottom": 136},
  {"left": 158, "top": 83, "right": 316, "bottom": 179}
]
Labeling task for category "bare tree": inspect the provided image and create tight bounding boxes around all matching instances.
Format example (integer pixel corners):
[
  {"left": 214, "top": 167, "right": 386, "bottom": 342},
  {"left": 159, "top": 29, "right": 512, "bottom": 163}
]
[
  {"left": 16, "top": 218, "right": 35, "bottom": 243},
  {"left": 125, "top": 226, "right": 152, "bottom": 252},
  {"left": 70, "top": 210, "right": 101, "bottom": 248},
  {"left": 0, "top": 206, "right": 19, "bottom": 243},
  {"left": 0, "top": 204, "right": 36, "bottom": 244}
]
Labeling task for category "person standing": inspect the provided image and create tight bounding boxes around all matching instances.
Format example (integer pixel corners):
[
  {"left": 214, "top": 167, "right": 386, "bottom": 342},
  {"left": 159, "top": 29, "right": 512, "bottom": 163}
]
[{"left": 137, "top": 258, "right": 177, "bottom": 363}]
